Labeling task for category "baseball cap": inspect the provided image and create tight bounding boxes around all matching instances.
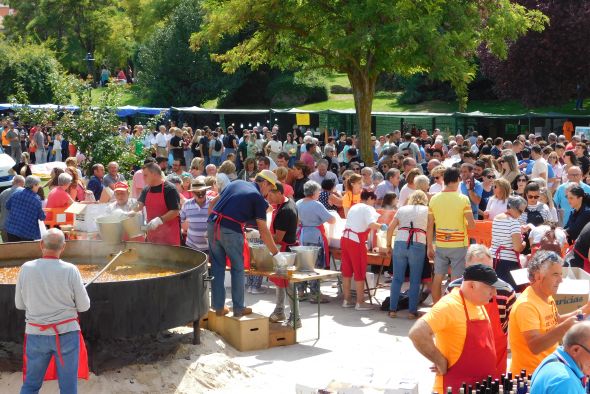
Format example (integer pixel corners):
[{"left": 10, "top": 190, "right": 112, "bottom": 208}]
[
  {"left": 257, "top": 169, "right": 278, "bottom": 188},
  {"left": 463, "top": 264, "right": 502, "bottom": 288},
  {"left": 113, "top": 181, "right": 129, "bottom": 192}
]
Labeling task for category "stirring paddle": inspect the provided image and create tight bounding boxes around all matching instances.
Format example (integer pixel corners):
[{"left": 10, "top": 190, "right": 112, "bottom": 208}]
[{"left": 84, "top": 248, "right": 137, "bottom": 287}]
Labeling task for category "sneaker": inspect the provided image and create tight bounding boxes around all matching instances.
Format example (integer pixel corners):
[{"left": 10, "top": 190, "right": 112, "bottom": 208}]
[
  {"left": 285, "top": 316, "right": 302, "bottom": 329},
  {"left": 342, "top": 300, "right": 354, "bottom": 308},
  {"left": 269, "top": 310, "right": 286, "bottom": 323},
  {"left": 246, "top": 286, "right": 252, "bottom": 294},
  {"left": 355, "top": 302, "right": 374, "bottom": 311},
  {"left": 250, "top": 287, "right": 267, "bottom": 294},
  {"left": 233, "top": 307, "right": 252, "bottom": 318}
]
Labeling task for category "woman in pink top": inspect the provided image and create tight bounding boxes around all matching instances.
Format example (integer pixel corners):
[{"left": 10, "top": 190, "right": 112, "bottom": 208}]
[{"left": 46, "top": 173, "right": 74, "bottom": 208}]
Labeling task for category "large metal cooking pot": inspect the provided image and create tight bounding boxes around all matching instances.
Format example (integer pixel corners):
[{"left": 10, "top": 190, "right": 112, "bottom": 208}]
[
  {"left": 96, "top": 215, "right": 124, "bottom": 243},
  {"left": 121, "top": 214, "right": 146, "bottom": 238},
  {"left": 289, "top": 245, "right": 321, "bottom": 272},
  {"left": 0, "top": 241, "right": 209, "bottom": 348}
]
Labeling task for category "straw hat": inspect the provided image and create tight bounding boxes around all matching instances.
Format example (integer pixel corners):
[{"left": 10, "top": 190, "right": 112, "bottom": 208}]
[{"left": 190, "top": 179, "right": 211, "bottom": 192}]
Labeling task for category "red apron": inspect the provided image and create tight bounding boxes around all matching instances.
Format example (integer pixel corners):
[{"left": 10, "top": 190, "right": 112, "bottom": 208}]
[
  {"left": 145, "top": 183, "right": 180, "bottom": 246},
  {"left": 571, "top": 246, "right": 590, "bottom": 272},
  {"left": 269, "top": 201, "right": 298, "bottom": 288},
  {"left": 485, "top": 296, "right": 507, "bottom": 377},
  {"left": 341, "top": 228, "right": 370, "bottom": 277},
  {"left": 398, "top": 224, "right": 426, "bottom": 248},
  {"left": 442, "top": 291, "right": 496, "bottom": 391},
  {"left": 23, "top": 318, "right": 89, "bottom": 382},
  {"left": 211, "top": 210, "right": 250, "bottom": 270},
  {"left": 493, "top": 246, "right": 520, "bottom": 269},
  {"left": 297, "top": 224, "right": 330, "bottom": 269}
]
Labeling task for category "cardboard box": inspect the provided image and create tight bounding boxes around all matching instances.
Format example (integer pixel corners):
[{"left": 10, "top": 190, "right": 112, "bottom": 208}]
[
  {"left": 65, "top": 203, "right": 109, "bottom": 232},
  {"left": 268, "top": 322, "right": 296, "bottom": 347},
  {"left": 224, "top": 313, "right": 269, "bottom": 352},
  {"left": 199, "top": 315, "right": 209, "bottom": 330},
  {"left": 207, "top": 309, "right": 226, "bottom": 336}
]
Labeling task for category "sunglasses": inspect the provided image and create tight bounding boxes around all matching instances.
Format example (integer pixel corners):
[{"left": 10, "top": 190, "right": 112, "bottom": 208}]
[
  {"left": 575, "top": 343, "right": 590, "bottom": 354},
  {"left": 434, "top": 176, "right": 441, "bottom": 180},
  {"left": 352, "top": 167, "right": 361, "bottom": 171},
  {"left": 517, "top": 178, "right": 527, "bottom": 182},
  {"left": 193, "top": 191, "right": 206, "bottom": 197},
  {"left": 486, "top": 175, "right": 495, "bottom": 179},
  {"left": 527, "top": 195, "right": 540, "bottom": 200}
]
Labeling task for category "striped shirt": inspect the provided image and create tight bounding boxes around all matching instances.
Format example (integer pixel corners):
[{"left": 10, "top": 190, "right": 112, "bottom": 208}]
[
  {"left": 180, "top": 198, "right": 210, "bottom": 251},
  {"left": 447, "top": 277, "right": 516, "bottom": 333},
  {"left": 490, "top": 215, "right": 522, "bottom": 262}
]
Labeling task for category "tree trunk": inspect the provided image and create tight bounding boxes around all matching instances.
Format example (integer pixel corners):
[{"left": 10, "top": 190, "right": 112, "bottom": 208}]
[{"left": 348, "top": 69, "right": 377, "bottom": 165}]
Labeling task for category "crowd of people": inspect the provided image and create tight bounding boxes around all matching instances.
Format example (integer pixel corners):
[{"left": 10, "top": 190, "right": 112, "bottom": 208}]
[{"left": 8, "top": 115, "right": 590, "bottom": 393}]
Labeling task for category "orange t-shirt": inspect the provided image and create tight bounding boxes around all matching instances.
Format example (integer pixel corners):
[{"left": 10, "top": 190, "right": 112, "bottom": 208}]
[
  {"left": 563, "top": 120, "right": 574, "bottom": 141},
  {"left": 508, "top": 286, "right": 558, "bottom": 376},
  {"left": 342, "top": 191, "right": 360, "bottom": 210}
]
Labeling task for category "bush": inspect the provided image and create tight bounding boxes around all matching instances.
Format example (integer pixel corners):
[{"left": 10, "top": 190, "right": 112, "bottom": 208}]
[
  {"left": 330, "top": 85, "right": 353, "bottom": 94},
  {"left": 266, "top": 73, "right": 328, "bottom": 107},
  {"left": 0, "top": 41, "right": 63, "bottom": 104}
]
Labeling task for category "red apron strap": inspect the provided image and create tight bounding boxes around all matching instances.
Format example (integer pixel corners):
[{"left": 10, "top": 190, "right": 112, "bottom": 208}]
[
  {"left": 494, "top": 246, "right": 520, "bottom": 269},
  {"left": 572, "top": 246, "right": 590, "bottom": 272},
  {"left": 27, "top": 318, "right": 78, "bottom": 366},
  {"left": 398, "top": 225, "right": 427, "bottom": 248}
]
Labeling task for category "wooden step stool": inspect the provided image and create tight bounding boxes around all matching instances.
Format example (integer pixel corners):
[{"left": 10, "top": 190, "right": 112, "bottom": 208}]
[{"left": 224, "top": 313, "right": 269, "bottom": 352}]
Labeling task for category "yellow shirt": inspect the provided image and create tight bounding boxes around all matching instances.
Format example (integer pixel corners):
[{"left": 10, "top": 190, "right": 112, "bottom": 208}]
[
  {"left": 342, "top": 191, "right": 360, "bottom": 209},
  {"left": 422, "top": 288, "right": 488, "bottom": 394},
  {"left": 508, "top": 286, "right": 558, "bottom": 376},
  {"left": 428, "top": 190, "right": 471, "bottom": 248}
]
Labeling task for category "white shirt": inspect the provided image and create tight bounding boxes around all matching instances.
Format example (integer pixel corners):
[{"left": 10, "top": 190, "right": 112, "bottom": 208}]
[
  {"left": 532, "top": 157, "right": 548, "bottom": 180},
  {"left": 342, "top": 203, "right": 380, "bottom": 243},
  {"left": 155, "top": 132, "right": 167, "bottom": 147},
  {"left": 429, "top": 183, "right": 443, "bottom": 194},
  {"left": 398, "top": 184, "right": 415, "bottom": 207},
  {"left": 267, "top": 140, "right": 282, "bottom": 153},
  {"left": 309, "top": 170, "right": 338, "bottom": 185},
  {"left": 485, "top": 196, "right": 508, "bottom": 220},
  {"left": 394, "top": 205, "right": 428, "bottom": 244}
]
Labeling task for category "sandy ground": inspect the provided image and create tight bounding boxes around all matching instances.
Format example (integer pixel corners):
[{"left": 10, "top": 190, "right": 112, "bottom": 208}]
[{"left": 0, "top": 280, "right": 435, "bottom": 393}]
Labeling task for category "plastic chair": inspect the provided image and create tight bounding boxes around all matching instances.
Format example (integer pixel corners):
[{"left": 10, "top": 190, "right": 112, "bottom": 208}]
[
  {"left": 44, "top": 207, "right": 75, "bottom": 228},
  {"left": 468, "top": 220, "right": 493, "bottom": 247}
]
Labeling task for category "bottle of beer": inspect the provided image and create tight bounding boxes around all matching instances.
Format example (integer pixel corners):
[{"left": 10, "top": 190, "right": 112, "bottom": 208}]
[{"left": 447, "top": 387, "right": 453, "bottom": 394}]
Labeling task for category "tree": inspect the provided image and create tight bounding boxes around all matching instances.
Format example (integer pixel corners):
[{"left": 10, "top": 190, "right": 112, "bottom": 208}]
[
  {"left": 192, "top": 0, "right": 546, "bottom": 164},
  {"left": 479, "top": 0, "right": 590, "bottom": 108},
  {"left": 136, "top": 0, "right": 244, "bottom": 106},
  {"left": 0, "top": 41, "right": 65, "bottom": 104}
]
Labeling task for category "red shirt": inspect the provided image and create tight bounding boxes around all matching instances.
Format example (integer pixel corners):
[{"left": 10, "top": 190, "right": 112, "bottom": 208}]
[{"left": 46, "top": 187, "right": 72, "bottom": 209}]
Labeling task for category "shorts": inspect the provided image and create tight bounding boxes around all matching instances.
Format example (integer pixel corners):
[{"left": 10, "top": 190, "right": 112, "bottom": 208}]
[
  {"left": 340, "top": 237, "right": 367, "bottom": 281},
  {"left": 434, "top": 247, "right": 467, "bottom": 278}
]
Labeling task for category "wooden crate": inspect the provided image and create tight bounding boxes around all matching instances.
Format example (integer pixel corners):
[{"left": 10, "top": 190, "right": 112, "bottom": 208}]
[
  {"left": 224, "top": 313, "right": 269, "bottom": 352},
  {"left": 207, "top": 310, "right": 226, "bottom": 336},
  {"left": 269, "top": 322, "right": 296, "bottom": 347}
]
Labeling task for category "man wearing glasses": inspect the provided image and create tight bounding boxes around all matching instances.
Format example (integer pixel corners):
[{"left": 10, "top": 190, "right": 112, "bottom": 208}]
[
  {"left": 530, "top": 322, "right": 590, "bottom": 394},
  {"left": 508, "top": 251, "right": 590, "bottom": 376},
  {"left": 554, "top": 166, "right": 590, "bottom": 224}
]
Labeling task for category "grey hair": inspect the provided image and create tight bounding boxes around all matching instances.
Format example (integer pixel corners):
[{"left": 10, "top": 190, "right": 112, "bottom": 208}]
[
  {"left": 24, "top": 175, "right": 41, "bottom": 189},
  {"left": 563, "top": 321, "right": 590, "bottom": 348},
  {"left": 527, "top": 250, "right": 563, "bottom": 282},
  {"left": 303, "top": 180, "right": 321, "bottom": 197},
  {"left": 12, "top": 175, "right": 25, "bottom": 186},
  {"left": 317, "top": 159, "right": 329, "bottom": 168},
  {"left": 372, "top": 172, "right": 384, "bottom": 183},
  {"left": 414, "top": 175, "right": 430, "bottom": 192},
  {"left": 507, "top": 195, "right": 527, "bottom": 212},
  {"left": 166, "top": 174, "right": 182, "bottom": 185},
  {"left": 42, "top": 228, "right": 65, "bottom": 251},
  {"left": 57, "top": 173, "right": 73, "bottom": 186},
  {"left": 361, "top": 167, "right": 373, "bottom": 176},
  {"left": 466, "top": 244, "right": 492, "bottom": 266}
]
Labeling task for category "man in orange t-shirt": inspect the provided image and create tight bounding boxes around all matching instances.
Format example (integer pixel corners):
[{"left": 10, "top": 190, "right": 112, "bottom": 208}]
[
  {"left": 563, "top": 118, "right": 574, "bottom": 141},
  {"left": 508, "top": 251, "right": 590, "bottom": 376}
]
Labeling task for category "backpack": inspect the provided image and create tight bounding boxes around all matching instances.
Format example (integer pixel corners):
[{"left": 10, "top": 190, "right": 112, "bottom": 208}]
[{"left": 214, "top": 138, "right": 222, "bottom": 152}]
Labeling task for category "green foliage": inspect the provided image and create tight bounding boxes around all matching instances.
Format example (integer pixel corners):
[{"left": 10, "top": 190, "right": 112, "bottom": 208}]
[
  {"left": 0, "top": 41, "right": 64, "bottom": 104},
  {"left": 192, "top": 0, "right": 547, "bottom": 163},
  {"left": 136, "top": 0, "right": 243, "bottom": 107}
]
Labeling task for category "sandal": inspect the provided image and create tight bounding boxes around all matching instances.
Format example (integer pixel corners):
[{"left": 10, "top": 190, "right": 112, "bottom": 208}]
[
  {"left": 388, "top": 311, "right": 397, "bottom": 318},
  {"left": 407, "top": 313, "right": 418, "bottom": 320}
]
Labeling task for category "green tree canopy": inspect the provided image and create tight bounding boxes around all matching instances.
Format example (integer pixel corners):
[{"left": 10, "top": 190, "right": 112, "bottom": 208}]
[{"left": 192, "top": 0, "right": 547, "bottom": 163}]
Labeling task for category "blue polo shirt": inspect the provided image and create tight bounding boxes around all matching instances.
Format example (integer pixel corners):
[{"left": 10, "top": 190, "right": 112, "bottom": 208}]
[
  {"left": 530, "top": 346, "right": 585, "bottom": 394},
  {"left": 460, "top": 180, "right": 483, "bottom": 217},
  {"left": 208, "top": 180, "right": 268, "bottom": 233}
]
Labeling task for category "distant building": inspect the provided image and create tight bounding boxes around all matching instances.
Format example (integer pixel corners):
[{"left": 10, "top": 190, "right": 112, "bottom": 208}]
[{"left": 0, "top": 4, "right": 15, "bottom": 32}]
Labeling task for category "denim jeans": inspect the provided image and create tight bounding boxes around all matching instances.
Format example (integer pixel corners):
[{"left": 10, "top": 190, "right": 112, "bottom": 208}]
[
  {"left": 390, "top": 241, "right": 425, "bottom": 314},
  {"left": 246, "top": 275, "right": 263, "bottom": 289},
  {"left": 207, "top": 223, "right": 246, "bottom": 313},
  {"left": 296, "top": 241, "right": 324, "bottom": 295},
  {"left": 222, "top": 148, "right": 235, "bottom": 162},
  {"left": 21, "top": 331, "right": 80, "bottom": 394},
  {"left": 210, "top": 155, "right": 222, "bottom": 167}
]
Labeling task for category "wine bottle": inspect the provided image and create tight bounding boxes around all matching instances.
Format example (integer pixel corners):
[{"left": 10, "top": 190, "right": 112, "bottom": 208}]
[
  {"left": 447, "top": 387, "right": 453, "bottom": 394},
  {"left": 517, "top": 381, "right": 526, "bottom": 394}
]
